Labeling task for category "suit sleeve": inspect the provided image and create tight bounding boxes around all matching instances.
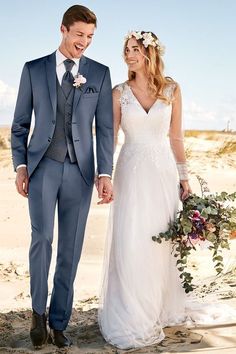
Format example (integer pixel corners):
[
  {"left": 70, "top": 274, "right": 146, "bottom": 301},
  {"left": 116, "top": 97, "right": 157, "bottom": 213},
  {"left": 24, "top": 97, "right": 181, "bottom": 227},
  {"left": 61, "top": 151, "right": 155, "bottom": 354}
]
[
  {"left": 11, "top": 63, "right": 33, "bottom": 171},
  {"left": 95, "top": 67, "right": 114, "bottom": 176}
]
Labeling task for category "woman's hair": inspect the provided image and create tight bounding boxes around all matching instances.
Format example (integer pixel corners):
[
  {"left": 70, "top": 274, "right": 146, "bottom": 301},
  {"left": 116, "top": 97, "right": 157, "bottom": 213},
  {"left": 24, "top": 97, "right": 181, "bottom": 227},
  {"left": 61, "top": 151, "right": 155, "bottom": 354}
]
[
  {"left": 123, "top": 31, "right": 174, "bottom": 103},
  {"left": 62, "top": 5, "right": 97, "bottom": 30}
]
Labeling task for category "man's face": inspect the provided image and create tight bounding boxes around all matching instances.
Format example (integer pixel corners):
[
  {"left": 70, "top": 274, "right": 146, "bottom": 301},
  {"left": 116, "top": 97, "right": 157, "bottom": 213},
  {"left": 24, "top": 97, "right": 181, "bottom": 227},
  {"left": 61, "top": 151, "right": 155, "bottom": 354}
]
[{"left": 60, "top": 21, "right": 95, "bottom": 58}]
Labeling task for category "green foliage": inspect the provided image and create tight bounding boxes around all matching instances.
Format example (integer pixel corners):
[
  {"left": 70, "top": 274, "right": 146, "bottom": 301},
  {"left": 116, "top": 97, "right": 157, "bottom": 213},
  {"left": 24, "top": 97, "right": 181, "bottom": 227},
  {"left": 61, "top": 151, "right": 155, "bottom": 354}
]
[{"left": 152, "top": 176, "right": 236, "bottom": 293}]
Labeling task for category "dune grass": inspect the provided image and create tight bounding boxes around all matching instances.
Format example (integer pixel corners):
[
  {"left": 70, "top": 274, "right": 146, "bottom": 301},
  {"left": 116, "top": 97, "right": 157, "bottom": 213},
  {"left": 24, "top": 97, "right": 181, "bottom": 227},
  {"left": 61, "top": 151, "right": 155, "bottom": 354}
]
[
  {"left": 0, "top": 136, "right": 9, "bottom": 149},
  {"left": 217, "top": 140, "right": 236, "bottom": 155},
  {"left": 184, "top": 130, "right": 236, "bottom": 140}
]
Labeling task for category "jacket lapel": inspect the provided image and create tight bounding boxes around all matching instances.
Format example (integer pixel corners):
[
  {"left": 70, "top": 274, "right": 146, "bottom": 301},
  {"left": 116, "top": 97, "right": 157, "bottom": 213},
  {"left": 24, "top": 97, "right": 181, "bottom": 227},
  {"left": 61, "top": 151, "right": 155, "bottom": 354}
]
[
  {"left": 73, "top": 55, "right": 89, "bottom": 112},
  {"left": 45, "top": 52, "right": 57, "bottom": 118}
]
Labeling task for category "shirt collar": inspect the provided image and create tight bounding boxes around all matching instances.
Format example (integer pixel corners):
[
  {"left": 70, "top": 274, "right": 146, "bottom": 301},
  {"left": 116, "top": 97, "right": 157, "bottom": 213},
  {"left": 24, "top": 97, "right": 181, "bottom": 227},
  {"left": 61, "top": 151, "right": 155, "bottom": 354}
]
[{"left": 56, "top": 49, "right": 80, "bottom": 67}]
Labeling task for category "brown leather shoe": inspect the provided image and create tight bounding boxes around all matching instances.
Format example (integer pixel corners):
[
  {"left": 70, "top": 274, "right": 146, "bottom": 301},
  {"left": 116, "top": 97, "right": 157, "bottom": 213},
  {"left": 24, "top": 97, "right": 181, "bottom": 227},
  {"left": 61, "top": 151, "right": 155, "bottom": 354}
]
[
  {"left": 50, "top": 329, "right": 72, "bottom": 348},
  {"left": 30, "top": 310, "right": 48, "bottom": 348}
]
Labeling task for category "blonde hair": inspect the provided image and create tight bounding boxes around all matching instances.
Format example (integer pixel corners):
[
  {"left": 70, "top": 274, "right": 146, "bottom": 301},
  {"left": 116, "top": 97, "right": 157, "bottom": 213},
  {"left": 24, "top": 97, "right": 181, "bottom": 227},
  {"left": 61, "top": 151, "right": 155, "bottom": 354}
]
[{"left": 123, "top": 31, "right": 174, "bottom": 103}]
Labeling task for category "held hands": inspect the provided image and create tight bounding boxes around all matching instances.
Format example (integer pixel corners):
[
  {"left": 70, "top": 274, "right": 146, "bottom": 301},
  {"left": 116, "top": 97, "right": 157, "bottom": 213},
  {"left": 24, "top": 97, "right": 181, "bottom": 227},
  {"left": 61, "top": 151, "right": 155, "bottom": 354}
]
[
  {"left": 95, "top": 176, "right": 113, "bottom": 205},
  {"left": 15, "top": 166, "right": 29, "bottom": 198},
  {"left": 180, "top": 180, "right": 192, "bottom": 201}
]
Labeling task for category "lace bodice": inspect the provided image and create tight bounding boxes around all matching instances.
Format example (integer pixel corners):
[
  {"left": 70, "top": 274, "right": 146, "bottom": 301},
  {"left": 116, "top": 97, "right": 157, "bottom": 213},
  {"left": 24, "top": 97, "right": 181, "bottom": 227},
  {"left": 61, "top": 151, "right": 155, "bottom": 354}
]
[
  {"left": 114, "top": 82, "right": 186, "bottom": 164},
  {"left": 115, "top": 82, "right": 175, "bottom": 145}
]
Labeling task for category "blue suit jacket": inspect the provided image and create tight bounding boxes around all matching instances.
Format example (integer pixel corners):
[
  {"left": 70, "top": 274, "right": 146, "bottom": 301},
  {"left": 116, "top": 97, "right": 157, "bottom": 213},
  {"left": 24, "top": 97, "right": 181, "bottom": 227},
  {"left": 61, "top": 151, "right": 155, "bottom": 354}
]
[{"left": 11, "top": 52, "right": 113, "bottom": 185}]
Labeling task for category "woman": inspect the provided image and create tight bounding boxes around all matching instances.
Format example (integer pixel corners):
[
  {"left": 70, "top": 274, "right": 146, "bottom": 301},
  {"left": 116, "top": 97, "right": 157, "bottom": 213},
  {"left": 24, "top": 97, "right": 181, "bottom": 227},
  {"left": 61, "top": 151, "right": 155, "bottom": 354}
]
[{"left": 98, "top": 30, "right": 192, "bottom": 348}]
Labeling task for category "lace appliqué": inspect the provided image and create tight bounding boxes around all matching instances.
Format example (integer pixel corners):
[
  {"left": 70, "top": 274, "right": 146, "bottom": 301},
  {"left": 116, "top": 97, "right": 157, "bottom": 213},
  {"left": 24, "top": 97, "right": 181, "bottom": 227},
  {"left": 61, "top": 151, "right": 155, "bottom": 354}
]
[
  {"left": 117, "top": 143, "right": 175, "bottom": 174},
  {"left": 164, "top": 83, "right": 176, "bottom": 101},
  {"left": 115, "top": 83, "right": 136, "bottom": 111}
]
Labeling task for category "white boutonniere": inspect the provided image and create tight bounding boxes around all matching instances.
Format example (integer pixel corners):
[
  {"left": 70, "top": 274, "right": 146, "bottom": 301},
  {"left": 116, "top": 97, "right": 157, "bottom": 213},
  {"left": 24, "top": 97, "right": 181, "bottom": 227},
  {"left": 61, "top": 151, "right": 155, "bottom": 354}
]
[{"left": 73, "top": 74, "right": 87, "bottom": 88}]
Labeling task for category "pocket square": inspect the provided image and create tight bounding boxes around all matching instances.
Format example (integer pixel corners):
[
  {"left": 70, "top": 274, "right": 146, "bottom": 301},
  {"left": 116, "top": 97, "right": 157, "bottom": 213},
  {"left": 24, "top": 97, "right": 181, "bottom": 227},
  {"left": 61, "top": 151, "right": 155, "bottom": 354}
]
[{"left": 85, "top": 87, "right": 98, "bottom": 93}]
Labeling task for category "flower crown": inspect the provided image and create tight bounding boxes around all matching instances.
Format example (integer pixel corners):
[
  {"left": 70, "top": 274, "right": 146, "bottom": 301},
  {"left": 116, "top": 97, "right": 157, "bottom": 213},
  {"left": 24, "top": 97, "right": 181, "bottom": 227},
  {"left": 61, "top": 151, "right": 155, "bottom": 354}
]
[{"left": 124, "top": 31, "right": 165, "bottom": 55}]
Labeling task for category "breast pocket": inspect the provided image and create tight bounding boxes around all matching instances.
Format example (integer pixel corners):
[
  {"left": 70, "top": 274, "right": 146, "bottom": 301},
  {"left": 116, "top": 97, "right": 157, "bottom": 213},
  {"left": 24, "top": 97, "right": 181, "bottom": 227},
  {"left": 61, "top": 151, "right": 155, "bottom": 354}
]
[{"left": 82, "top": 93, "right": 99, "bottom": 99}]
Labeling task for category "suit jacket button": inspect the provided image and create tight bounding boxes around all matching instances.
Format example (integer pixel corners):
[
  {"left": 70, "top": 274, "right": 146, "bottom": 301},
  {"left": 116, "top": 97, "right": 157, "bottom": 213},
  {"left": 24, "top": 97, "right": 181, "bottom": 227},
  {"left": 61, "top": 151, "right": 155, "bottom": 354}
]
[
  {"left": 52, "top": 120, "right": 56, "bottom": 124},
  {"left": 48, "top": 137, "right": 51, "bottom": 142}
]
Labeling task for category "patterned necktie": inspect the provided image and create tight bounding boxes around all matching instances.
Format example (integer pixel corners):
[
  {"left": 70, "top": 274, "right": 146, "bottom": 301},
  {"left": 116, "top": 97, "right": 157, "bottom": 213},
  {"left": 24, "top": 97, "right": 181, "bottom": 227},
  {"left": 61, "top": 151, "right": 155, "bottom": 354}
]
[{"left": 61, "top": 59, "right": 75, "bottom": 98}]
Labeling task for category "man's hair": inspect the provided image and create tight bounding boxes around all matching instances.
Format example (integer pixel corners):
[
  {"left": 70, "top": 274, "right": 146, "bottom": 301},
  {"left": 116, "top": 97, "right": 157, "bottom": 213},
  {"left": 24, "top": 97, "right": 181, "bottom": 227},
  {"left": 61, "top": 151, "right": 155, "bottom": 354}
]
[{"left": 62, "top": 5, "right": 97, "bottom": 29}]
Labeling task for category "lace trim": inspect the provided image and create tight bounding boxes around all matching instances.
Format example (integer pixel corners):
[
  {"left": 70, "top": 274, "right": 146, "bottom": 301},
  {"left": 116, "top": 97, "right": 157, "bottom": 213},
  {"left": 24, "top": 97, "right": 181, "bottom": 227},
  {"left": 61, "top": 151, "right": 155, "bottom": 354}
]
[
  {"left": 115, "top": 82, "right": 176, "bottom": 109},
  {"left": 114, "top": 83, "right": 125, "bottom": 93},
  {"left": 163, "top": 83, "right": 176, "bottom": 100}
]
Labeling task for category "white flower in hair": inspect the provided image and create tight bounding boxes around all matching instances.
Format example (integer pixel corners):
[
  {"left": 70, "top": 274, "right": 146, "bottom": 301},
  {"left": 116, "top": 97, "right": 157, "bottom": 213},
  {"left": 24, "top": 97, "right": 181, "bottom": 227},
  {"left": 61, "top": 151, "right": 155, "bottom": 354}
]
[
  {"left": 124, "top": 30, "right": 165, "bottom": 55},
  {"left": 142, "top": 32, "right": 156, "bottom": 47},
  {"left": 155, "top": 38, "right": 165, "bottom": 55},
  {"left": 132, "top": 31, "right": 143, "bottom": 40},
  {"left": 157, "top": 43, "right": 166, "bottom": 55},
  {"left": 125, "top": 30, "right": 142, "bottom": 41},
  {"left": 124, "top": 31, "right": 133, "bottom": 40}
]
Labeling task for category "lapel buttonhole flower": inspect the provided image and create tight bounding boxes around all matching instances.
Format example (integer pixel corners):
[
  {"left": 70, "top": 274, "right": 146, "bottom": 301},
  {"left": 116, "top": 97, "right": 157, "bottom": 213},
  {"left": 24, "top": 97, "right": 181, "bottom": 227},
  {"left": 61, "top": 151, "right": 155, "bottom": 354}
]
[{"left": 73, "top": 74, "right": 87, "bottom": 88}]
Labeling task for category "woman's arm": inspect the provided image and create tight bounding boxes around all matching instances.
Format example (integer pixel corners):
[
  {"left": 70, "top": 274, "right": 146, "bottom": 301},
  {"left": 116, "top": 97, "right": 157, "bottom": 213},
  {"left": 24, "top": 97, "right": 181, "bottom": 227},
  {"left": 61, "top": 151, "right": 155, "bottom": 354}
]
[
  {"left": 169, "top": 84, "right": 192, "bottom": 199},
  {"left": 112, "top": 87, "right": 122, "bottom": 150}
]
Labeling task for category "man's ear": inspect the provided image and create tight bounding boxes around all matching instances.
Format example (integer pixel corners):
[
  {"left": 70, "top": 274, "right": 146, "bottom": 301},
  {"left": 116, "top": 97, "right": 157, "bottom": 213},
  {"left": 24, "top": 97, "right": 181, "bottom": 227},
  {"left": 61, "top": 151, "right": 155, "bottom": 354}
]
[{"left": 60, "top": 24, "right": 67, "bottom": 34}]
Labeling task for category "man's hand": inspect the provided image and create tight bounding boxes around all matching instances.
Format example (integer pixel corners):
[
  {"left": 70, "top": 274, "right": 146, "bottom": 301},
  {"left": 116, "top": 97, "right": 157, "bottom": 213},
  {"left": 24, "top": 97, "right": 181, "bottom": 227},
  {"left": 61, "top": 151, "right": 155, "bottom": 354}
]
[
  {"left": 97, "top": 176, "right": 113, "bottom": 205},
  {"left": 15, "top": 166, "right": 29, "bottom": 197}
]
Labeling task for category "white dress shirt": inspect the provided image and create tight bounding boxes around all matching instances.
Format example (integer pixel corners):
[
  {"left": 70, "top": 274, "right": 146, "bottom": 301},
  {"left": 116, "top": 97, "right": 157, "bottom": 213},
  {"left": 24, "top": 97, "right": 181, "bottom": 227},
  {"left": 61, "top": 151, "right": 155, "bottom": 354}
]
[
  {"left": 55, "top": 49, "right": 80, "bottom": 85},
  {"left": 16, "top": 49, "right": 111, "bottom": 179}
]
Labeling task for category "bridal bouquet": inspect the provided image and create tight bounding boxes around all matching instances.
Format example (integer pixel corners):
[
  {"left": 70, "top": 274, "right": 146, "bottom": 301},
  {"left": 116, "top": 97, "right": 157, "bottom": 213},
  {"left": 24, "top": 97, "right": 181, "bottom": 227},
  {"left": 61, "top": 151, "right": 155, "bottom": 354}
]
[{"left": 152, "top": 176, "right": 236, "bottom": 293}]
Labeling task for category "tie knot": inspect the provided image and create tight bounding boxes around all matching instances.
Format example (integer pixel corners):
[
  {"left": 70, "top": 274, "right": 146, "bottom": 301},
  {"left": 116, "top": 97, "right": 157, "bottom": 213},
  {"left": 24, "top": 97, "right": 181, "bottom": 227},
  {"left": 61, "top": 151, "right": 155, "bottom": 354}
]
[{"left": 64, "top": 59, "right": 75, "bottom": 72}]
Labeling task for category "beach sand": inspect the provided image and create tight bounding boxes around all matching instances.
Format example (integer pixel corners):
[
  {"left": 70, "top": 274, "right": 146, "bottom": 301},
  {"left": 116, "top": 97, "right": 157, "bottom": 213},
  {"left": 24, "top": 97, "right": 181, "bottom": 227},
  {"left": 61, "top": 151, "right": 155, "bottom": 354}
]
[{"left": 0, "top": 127, "right": 236, "bottom": 353}]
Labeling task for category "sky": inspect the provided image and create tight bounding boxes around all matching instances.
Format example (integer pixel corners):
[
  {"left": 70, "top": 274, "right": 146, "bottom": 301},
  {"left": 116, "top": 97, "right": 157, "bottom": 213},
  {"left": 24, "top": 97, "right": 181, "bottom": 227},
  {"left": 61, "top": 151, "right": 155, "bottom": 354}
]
[{"left": 0, "top": 0, "right": 236, "bottom": 130}]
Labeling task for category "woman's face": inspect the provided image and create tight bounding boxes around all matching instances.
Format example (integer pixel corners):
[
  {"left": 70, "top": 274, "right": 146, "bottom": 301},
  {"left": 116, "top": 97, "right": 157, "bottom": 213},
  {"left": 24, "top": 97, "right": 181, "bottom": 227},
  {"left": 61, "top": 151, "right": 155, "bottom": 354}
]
[{"left": 124, "top": 37, "right": 146, "bottom": 72}]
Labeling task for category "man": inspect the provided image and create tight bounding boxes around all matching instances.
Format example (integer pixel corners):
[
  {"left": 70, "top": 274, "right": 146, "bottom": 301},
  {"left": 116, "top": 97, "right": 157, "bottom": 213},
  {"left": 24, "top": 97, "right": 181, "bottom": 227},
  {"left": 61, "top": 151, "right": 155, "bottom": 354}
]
[{"left": 11, "top": 5, "right": 113, "bottom": 349}]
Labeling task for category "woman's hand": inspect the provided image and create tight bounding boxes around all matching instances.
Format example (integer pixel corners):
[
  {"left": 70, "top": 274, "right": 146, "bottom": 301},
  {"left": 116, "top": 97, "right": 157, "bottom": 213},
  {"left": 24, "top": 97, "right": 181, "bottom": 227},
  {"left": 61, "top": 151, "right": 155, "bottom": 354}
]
[{"left": 180, "top": 180, "right": 192, "bottom": 201}]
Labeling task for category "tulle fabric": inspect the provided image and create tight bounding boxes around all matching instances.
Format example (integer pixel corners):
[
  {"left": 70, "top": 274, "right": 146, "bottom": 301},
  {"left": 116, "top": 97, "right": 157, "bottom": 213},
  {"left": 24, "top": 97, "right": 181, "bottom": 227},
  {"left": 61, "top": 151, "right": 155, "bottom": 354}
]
[
  {"left": 98, "top": 142, "right": 188, "bottom": 349},
  {"left": 98, "top": 83, "right": 236, "bottom": 349}
]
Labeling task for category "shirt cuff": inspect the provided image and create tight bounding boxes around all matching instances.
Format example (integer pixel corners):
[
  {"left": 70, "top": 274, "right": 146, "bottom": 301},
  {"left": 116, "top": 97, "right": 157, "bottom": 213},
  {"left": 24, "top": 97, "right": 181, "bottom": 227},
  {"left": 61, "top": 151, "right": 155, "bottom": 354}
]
[
  {"left": 16, "top": 164, "right": 27, "bottom": 170},
  {"left": 98, "top": 174, "right": 111, "bottom": 178}
]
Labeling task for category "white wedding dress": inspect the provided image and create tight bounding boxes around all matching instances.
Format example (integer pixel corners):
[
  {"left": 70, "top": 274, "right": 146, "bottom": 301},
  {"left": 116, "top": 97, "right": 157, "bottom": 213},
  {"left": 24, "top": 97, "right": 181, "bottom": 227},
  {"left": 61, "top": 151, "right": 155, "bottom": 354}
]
[{"left": 98, "top": 82, "right": 235, "bottom": 349}]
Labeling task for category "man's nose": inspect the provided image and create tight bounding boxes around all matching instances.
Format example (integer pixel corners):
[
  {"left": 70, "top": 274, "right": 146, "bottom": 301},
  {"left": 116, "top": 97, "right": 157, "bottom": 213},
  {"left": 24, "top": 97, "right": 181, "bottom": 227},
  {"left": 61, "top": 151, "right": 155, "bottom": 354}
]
[{"left": 79, "top": 36, "right": 88, "bottom": 47}]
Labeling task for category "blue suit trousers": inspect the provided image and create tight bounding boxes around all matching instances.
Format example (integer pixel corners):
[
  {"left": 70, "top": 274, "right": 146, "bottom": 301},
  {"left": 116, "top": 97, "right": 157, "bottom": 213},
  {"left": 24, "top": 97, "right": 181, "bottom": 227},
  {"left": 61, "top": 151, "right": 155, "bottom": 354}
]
[{"left": 28, "top": 156, "right": 93, "bottom": 330}]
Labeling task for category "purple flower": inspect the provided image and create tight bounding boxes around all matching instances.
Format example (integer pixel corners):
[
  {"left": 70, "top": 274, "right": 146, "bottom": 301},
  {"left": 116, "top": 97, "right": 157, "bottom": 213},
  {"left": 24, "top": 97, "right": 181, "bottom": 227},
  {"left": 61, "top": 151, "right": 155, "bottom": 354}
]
[
  {"left": 186, "top": 232, "right": 201, "bottom": 246},
  {"left": 194, "top": 221, "right": 204, "bottom": 231},
  {"left": 189, "top": 232, "right": 198, "bottom": 239}
]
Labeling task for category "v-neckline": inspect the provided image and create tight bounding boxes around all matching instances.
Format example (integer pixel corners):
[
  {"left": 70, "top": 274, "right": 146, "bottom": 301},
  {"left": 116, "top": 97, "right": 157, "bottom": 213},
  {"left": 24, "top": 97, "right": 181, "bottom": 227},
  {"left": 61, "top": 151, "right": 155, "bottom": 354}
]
[{"left": 125, "top": 82, "right": 158, "bottom": 115}]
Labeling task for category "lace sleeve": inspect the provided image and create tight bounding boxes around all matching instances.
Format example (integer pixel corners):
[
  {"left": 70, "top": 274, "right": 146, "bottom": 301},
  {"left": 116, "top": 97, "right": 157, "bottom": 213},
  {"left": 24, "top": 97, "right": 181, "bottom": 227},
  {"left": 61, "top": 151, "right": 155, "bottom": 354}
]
[
  {"left": 169, "top": 84, "right": 189, "bottom": 180},
  {"left": 113, "top": 83, "right": 124, "bottom": 95},
  {"left": 113, "top": 83, "right": 132, "bottom": 110},
  {"left": 164, "top": 82, "right": 176, "bottom": 101},
  {"left": 169, "top": 84, "right": 188, "bottom": 165}
]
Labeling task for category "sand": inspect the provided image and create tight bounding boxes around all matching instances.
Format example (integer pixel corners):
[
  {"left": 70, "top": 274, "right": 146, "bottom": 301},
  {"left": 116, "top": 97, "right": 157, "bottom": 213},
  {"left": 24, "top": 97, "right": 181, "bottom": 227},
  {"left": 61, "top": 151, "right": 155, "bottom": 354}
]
[{"left": 0, "top": 127, "right": 236, "bottom": 353}]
